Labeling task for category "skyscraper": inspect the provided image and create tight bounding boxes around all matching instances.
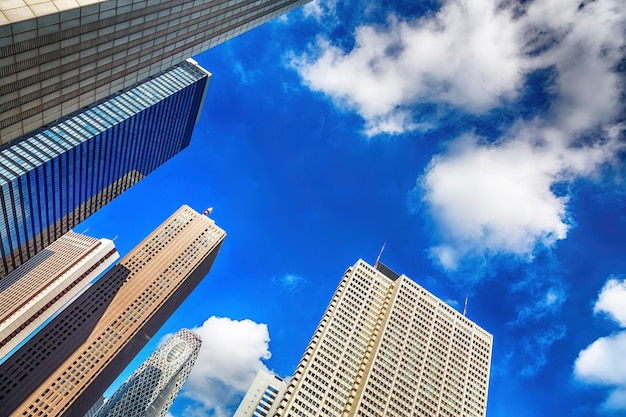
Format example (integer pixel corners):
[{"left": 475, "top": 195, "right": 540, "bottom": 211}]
[
  {"left": 0, "top": 0, "right": 310, "bottom": 144},
  {"left": 275, "top": 259, "right": 493, "bottom": 417},
  {"left": 0, "top": 58, "right": 210, "bottom": 278},
  {"left": 0, "top": 230, "right": 118, "bottom": 360},
  {"left": 234, "top": 370, "right": 287, "bottom": 417},
  {"left": 95, "top": 328, "right": 202, "bottom": 417},
  {"left": 0, "top": 205, "right": 226, "bottom": 417}
]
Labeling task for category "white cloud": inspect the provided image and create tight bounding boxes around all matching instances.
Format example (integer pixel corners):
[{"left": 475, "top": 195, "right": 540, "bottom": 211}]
[
  {"left": 417, "top": 0, "right": 625, "bottom": 269},
  {"left": 302, "top": 0, "right": 337, "bottom": 22},
  {"left": 273, "top": 273, "right": 308, "bottom": 291},
  {"left": 574, "top": 277, "right": 626, "bottom": 412},
  {"left": 510, "top": 285, "right": 566, "bottom": 326},
  {"left": 575, "top": 332, "right": 626, "bottom": 386},
  {"left": 293, "top": 0, "right": 625, "bottom": 268},
  {"left": 180, "top": 316, "right": 272, "bottom": 417},
  {"left": 594, "top": 277, "right": 626, "bottom": 327},
  {"left": 420, "top": 124, "right": 619, "bottom": 269},
  {"left": 293, "top": 0, "right": 524, "bottom": 136},
  {"left": 519, "top": 325, "right": 567, "bottom": 377}
]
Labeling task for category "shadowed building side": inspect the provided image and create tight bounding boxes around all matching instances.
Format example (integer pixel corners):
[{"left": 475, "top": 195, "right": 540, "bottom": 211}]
[
  {"left": 0, "top": 205, "right": 226, "bottom": 417},
  {"left": 0, "top": 230, "right": 119, "bottom": 360}
]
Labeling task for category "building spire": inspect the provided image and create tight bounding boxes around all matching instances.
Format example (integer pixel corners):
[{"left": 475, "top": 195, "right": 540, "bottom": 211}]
[
  {"left": 463, "top": 292, "right": 469, "bottom": 316},
  {"left": 374, "top": 241, "right": 387, "bottom": 268}
]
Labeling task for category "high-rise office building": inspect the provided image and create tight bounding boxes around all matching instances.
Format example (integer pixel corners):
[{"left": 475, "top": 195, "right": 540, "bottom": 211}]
[
  {"left": 0, "top": 205, "right": 226, "bottom": 417},
  {"left": 275, "top": 259, "right": 493, "bottom": 417},
  {"left": 0, "top": 230, "right": 118, "bottom": 360},
  {"left": 0, "top": 58, "right": 210, "bottom": 279},
  {"left": 0, "top": 0, "right": 310, "bottom": 144},
  {"left": 95, "top": 328, "right": 202, "bottom": 417},
  {"left": 235, "top": 369, "right": 287, "bottom": 417}
]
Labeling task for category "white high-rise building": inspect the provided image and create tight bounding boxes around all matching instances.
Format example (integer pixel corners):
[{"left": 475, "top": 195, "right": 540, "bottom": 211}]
[
  {"left": 276, "top": 259, "right": 493, "bottom": 417},
  {"left": 235, "top": 369, "right": 287, "bottom": 417},
  {"left": 95, "top": 328, "right": 202, "bottom": 417}
]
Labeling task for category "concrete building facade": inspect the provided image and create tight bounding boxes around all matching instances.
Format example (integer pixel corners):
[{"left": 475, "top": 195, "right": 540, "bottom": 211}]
[
  {"left": 0, "top": 230, "right": 118, "bottom": 360},
  {"left": 95, "top": 328, "right": 202, "bottom": 417},
  {"left": 0, "top": 0, "right": 309, "bottom": 144},
  {"left": 0, "top": 205, "right": 226, "bottom": 417},
  {"left": 275, "top": 260, "right": 493, "bottom": 417},
  {"left": 234, "top": 369, "right": 287, "bottom": 417},
  {"left": 0, "top": 58, "right": 209, "bottom": 278}
]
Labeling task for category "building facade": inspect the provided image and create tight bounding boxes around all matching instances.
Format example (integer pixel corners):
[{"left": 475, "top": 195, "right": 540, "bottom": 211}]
[
  {"left": 0, "top": 205, "right": 226, "bottom": 417},
  {"left": 0, "top": 230, "right": 118, "bottom": 360},
  {"left": 234, "top": 369, "right": 288, "bottom": 417},
  {"left": 0, "top": 58, "right": 209, "bottom": 278},
  {"left": 275, "top": 260, "right": 493, "bottom": 417},
  {"left": 95, "top": 328, "right": 202, "bottom": 417},
  {"left": 0, "top": 0, "right": 310, "bottom": 144}
]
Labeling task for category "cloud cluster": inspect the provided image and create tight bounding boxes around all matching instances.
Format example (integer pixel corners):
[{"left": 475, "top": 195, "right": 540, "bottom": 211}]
[
  {"left": 177, "top": 316, "right": 272, "bottom": 417},
  {"left": 419, "top": 0, "right": 624, "bottom": 269},
  {"left": 296, "top": 0, "right": 625, "bottom": 269},
  {"left": 574, "top": 277, "right": 626, "bottom": 412}
]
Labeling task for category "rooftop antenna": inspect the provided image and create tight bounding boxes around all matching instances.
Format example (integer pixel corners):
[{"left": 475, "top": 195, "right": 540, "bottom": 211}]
[
  {"left": 80, "top": 228, "right": 89, "bottom": 234},
  {"left": 202, "top": 207, "right": 214, "bottom": 216},
  {"left": 112, "top": 235, "right": 118, "bottom": 241},
  {"left": 463, "top": 292, "right": 469, "bottom": 316},
  {"left": 374, "top": 241, "right": 387, "bottom": 268}
]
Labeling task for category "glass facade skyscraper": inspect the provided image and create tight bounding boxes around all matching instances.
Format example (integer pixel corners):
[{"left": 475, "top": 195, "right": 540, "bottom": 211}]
[
  {"left": 0, "top": 59, "right": 210, "bottom": 278},
  {"left": 95, "top": 329, "right": 202, "bottom": 417}
]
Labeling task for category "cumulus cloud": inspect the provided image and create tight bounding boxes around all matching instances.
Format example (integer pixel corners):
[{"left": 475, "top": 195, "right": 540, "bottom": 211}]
[
  {"left": 293, "top": 0, "right": 522, "bottom": 136},
  {"left": 574, "top": 277, "right": 626, "bottom": 412},
  {"left": 179, "top": 316, "right": 272, "bottom": 417},
  {"left": 575, "top": 332, "right": 626, "bottom": 386},
  {"left": 420, "top": 123, "right": 619, "bottom": 269},
  {"left": 594, "top": 277, "right": 626, "bottom": 327}
]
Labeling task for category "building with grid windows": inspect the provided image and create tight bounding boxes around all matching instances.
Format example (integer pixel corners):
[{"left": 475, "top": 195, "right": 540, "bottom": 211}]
[
  {"left": 275, "top": 260, "right": 493, "bottom": 417},
  {"left": 234, "top": 369, "right": 287, "bottom": 417},
  {"left": 95, "top": 328, "right": 201, "bottom": 417},
  {"left": 0, "top": 58, "right": 209, "bottom": 279},
  {"left": 0, "top": 0, "right": 310, "bottom": 144},
  {"left": 0, "top": 230, "right": 118, "bottom": 361},
  {"left": 0, "top": 205, "right": 226, "bottom": 417}
]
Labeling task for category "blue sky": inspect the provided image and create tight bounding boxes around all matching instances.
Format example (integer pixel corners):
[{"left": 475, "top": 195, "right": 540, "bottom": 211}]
[{"left": 78, "top": 0, "right": 626, "bottom": 416}]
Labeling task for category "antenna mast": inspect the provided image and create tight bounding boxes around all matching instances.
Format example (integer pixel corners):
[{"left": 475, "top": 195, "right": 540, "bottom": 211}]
[
  {"left": 463, "top": 292, "right": 469, "bottom": 316},
  {"left": 374, "top": 241, "right": 387, "bottom": 268}
]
